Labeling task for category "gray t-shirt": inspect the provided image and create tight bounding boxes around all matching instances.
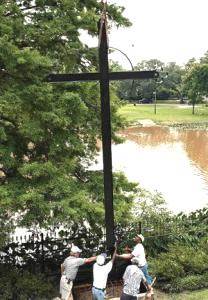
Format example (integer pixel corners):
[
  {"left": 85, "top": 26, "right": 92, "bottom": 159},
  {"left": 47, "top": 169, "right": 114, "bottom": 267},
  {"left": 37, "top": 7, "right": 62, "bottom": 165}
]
[
  {"left": 123, "top": 265, "right": 146, "bottom": 297},
  {"left": 63, "top": 256, "right": 86, "bottom": 280}
]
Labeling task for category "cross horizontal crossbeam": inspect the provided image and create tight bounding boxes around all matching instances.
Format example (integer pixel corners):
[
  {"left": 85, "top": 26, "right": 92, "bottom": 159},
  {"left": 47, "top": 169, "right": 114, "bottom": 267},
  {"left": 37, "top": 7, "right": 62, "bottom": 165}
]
[{"left": 47, "top": 70, "right": 158, "bottom": 83}]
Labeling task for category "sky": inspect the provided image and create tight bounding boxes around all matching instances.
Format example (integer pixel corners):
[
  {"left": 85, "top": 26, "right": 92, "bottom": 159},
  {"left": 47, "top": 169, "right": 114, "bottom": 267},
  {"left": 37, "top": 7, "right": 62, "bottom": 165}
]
[{"left": 81, "top": 0, "right": 208, "bottom": 69}]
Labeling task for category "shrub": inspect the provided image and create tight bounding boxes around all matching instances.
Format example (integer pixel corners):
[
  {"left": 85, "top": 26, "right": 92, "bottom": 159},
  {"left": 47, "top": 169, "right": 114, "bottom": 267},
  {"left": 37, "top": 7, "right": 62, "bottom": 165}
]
[
  {"left": 161, "top": 272, "right": 208, "bottom": 293},
  {"left": 150, "top": 255, "right": 185, "bottom": 281},
  {"left": 0, "top": 265, "right": 56, "bottom": 299},
  {"left": 150, "top": 242, "right": 208, "bottom": 292}
]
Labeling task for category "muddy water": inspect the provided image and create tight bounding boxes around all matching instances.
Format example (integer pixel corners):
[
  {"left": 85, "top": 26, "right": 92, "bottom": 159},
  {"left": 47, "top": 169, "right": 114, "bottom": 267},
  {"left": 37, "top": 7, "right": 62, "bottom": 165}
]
[{"left": 95, "top": 126, "right": 208, "bottom": 213}]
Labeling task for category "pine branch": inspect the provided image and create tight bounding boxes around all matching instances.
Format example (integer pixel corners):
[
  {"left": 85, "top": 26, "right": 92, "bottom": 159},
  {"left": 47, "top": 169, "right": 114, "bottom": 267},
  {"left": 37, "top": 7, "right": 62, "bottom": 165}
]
[
  {"left": 0, "top": 114, "right": 17, "bottom": 127},
  {"left": 4, "top": 5, "right": 38, "bottom": 17}
]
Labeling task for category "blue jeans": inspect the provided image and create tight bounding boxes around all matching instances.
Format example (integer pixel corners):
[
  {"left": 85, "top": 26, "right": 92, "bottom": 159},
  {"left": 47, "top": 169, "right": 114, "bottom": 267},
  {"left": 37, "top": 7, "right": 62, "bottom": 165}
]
[
  {"left": 140, "top": 263, "right": 153, "bottom": 285},
  {"left": 92, "top": 287, "right": 105, "bottom": 300}
]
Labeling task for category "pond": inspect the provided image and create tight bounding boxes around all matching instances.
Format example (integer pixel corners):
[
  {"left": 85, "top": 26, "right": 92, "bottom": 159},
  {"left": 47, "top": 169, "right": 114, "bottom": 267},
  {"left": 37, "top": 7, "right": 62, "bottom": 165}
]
[{"left": 94, "top": 125, "right": 208, "bottom": 214}]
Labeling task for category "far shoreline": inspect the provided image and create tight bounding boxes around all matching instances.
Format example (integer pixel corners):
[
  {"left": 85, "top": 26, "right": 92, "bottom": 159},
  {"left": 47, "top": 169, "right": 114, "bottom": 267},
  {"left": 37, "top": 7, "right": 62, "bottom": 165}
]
[{"left": 119, "top": 103, "right": 208, "bottom": 130}]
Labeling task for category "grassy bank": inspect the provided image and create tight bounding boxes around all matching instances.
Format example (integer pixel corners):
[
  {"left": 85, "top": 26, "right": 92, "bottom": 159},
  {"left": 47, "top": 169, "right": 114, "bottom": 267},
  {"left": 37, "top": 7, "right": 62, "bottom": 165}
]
[
  {"left": 119, "top": 103, "right": 208, "bottom": 124},
  {"left": 111, "top": 289, "right": 208, "bottom": 300},
  {"left": 155, "top": 289, "right": 208, "bottom": 299}
]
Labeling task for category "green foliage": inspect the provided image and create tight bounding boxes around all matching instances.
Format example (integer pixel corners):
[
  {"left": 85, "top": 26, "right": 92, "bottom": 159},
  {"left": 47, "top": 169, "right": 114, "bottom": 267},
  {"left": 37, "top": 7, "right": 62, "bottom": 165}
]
[
  {"left": 115, "top": 198, "right": 208, "bottom": 292},
  {"left": 117, "top": 51, "right": 208, "bottom": 105},
  {"left": 0, "top": 0, "right": 133, "bottom": 245},
  {"left": 162, "top": 273, "right": 208, "bottom": 293},
  {"left": 0, "top": 266, "right": 55, "bottom": 299},
  {"left": 173, "top": 208, "right": 208, "bottom": 242},
  {"left": 117, "top": 59, "right": 184, "bottom": 101},
  {"left": 115, "top": 189, "right": 173, "bottom": 256},
  {"left": 85, "top": 171, "right": 139, "bottom": 229},
  {"left": 183, "top": 63, "right": 208, "bottom": 98},
  {"left": 183, "top": 61, "right": 208, "bottom": 113},
  {"left": 157, "top": 87, "right": 170, "bottom": 100},
  {"left": 134, "top": 192, "right": 173, "bottom": 256},
  {"left": 148, "top": 208, "right": 208, "bottom": 290},
  {"left": 134, "top": 189, "right": 170, "bottom": 224},
  {"left": 151, "top": 241, "right": 208, "bottom": 292},
  {"left": 200, "top": 51, "right": 208, "bottom": 64}
]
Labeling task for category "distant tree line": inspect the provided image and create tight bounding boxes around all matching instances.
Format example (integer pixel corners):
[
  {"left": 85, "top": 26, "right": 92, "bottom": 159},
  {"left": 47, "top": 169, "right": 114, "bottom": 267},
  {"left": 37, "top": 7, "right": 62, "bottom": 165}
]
[{"left": 113, "top": 51, "right": 208, "bottom": 110}]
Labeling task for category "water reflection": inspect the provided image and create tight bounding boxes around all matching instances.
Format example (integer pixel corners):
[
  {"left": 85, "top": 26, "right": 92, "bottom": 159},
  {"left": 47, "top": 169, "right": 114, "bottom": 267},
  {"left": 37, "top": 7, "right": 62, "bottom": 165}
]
[
  {"left": 181, "top": 130, "right": 208, "bottom": 176},
  {"left": 120, "top": 126, "right": 177, "bottom": 146},
  {"left": 120, "top": 126, "right": 208, "bottom": 179},
  {"left": 94, "top": 126, "right": 208, "bottom": 213}
]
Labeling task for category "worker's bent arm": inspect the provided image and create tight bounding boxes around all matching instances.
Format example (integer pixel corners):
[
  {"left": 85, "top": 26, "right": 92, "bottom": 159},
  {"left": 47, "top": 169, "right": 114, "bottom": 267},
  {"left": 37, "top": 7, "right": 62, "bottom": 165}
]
[
  {"left": 85, "top": 256, "right": 97, "bottom": 264},
  {"left": 116, "top": 253, "right": 133, "bottom": 260}
]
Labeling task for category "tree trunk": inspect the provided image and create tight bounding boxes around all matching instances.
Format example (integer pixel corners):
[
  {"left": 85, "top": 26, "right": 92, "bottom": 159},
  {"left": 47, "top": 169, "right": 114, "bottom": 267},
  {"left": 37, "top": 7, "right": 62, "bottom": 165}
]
[{"left": 192, "top": 102, "right": 195, "bottom": 115}]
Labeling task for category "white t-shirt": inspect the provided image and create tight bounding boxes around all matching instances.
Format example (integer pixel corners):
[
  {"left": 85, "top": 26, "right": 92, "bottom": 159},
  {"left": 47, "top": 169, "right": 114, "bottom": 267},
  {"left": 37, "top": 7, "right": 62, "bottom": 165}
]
[
  {"left": 93, "top": 261, "right": 113, "bottom": 289},
  {"left": 132, "top": 243, "right": 146, "bottom": 267}
]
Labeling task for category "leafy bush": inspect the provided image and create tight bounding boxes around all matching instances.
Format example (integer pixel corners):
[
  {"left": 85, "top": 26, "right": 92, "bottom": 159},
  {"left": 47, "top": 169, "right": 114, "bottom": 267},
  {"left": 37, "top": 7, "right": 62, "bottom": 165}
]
[
  {"left": 150, "top": 255, "right": 185, "bottom": 281},
  {"left": 162, "top": 272, "right": 208, "bottom": 293},
  {"left": 150, "top": 241, "right": 208, "bottom": 292},
  {"left": 0, "top": 265, "right": 56, "bottom": 300}
]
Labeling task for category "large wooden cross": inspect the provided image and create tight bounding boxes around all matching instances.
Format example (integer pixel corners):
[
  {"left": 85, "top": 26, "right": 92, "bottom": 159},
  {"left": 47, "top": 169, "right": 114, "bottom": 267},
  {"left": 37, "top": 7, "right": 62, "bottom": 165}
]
[{"left": 48, "top": 15, "right": 158, "bottom": 249}]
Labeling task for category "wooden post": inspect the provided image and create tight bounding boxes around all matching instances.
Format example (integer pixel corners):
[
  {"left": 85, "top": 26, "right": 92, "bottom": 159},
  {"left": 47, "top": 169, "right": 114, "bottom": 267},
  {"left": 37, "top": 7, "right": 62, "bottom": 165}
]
[{"left": 99, "top": 18, "right": 115, "bottom": 249}]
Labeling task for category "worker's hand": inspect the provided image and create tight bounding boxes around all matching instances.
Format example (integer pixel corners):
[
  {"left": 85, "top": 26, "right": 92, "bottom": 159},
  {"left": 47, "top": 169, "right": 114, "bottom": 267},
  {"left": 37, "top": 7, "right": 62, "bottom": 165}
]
[
  {"left": 147, "top": 284, "right": 153, "bottom": 293},
  {"left": 145, "top": 285, "right": 153, "bottom": 299}
]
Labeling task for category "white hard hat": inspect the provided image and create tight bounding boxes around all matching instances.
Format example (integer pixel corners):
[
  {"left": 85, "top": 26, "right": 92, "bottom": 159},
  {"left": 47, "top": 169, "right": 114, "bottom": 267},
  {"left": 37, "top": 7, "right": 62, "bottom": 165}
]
[
  {"left": 137, "top": 234, "right": 144, "bottom": 242},
  {"left": 71, "top": 245, "right": 82, "bottom": 253},
  {"left": 96, "top": 255, "right": 105, "bottom": 266}
]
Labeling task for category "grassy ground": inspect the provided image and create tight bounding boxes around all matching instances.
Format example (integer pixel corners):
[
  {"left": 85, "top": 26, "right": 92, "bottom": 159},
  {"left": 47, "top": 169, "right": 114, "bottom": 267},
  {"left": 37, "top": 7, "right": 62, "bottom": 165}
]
[
  {"left": 119, "top": 103, "right": 208, "bottom": 124},
  {"left": 110, "top": 289, "right": 208, "bottom": 300},
  {"left": 155, "top": 289, "right": 208, "bottom": 299}
]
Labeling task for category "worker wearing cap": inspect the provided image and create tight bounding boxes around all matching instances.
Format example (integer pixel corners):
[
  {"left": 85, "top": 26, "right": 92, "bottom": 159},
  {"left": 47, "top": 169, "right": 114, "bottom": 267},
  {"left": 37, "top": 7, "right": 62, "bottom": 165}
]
[
  {"left": 92, "top": 244, "right": 117, "bottom": 300},
  {"left": 120, "top": 257, "right": 152, "bottom": 300},
  {"left": 117, "top": 234, "right": 153, "bottom": 285},
  {"left": 60, "top": 244, "right": 96, "bottom": 300}
]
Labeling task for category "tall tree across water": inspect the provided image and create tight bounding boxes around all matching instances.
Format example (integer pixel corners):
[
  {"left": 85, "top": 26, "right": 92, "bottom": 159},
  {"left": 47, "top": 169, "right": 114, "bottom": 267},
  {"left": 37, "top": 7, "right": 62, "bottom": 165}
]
[
  {"left": 0, "top": 0, "right": 136, "bottom": 244},
  {"left": 183, "top": 58, "right": 208, "bottom": 114}
]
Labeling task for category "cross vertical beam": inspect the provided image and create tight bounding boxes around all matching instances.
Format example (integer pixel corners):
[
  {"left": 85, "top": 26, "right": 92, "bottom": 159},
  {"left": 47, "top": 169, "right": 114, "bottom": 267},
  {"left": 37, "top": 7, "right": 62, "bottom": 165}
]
[
  {"left": 99, "top": 19, "right": 115, "bottom": 249},
  {"left": 47, "top": 16, "right": 159, "bottom": 250}
]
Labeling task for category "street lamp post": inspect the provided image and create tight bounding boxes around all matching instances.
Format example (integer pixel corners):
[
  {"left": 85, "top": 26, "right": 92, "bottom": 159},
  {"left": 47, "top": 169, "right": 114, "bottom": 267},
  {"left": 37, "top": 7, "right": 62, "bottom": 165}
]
[
  {"left": 154, "top": 90, "right": 157, "bottom": 114},
  {"left": 154, "top": 79, "right": 164, "bottom": 115},
  {"left": 109, "top": 47, "right": 134, "bottom": 71},
  {"left": 109, "top": 46, "right": 137, "bottom": 101}
]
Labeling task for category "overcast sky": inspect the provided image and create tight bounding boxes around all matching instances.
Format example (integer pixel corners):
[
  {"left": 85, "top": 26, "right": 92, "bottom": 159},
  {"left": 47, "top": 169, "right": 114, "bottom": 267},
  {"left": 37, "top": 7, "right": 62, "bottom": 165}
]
[{"left": 82, "top": 0, "right": 208, "bottom": 69}]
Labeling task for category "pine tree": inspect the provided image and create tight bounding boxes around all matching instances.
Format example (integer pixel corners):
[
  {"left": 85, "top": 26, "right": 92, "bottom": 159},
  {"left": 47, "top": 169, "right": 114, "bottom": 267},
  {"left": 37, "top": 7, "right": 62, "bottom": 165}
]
[{"left": 0, "top": 0, "right": 134, "bottom": 243}]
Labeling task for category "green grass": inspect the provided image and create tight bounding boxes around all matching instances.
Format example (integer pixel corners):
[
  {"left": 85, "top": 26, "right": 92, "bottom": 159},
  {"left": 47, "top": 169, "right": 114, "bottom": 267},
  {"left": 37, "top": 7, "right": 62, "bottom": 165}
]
[
  {"left": 156, "top": 289, "right": 208, "bottom": 299},
  {"left": 112, "top": 289, "right": 208, "bottom": 300},
  {"left": 119, "top": 103, "right": 208, "bottom": 124}
]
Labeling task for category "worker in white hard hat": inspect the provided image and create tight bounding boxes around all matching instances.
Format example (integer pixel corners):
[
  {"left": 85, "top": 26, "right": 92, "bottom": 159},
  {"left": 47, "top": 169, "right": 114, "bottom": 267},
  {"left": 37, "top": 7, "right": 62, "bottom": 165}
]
[{"left": 92, "top": 244, "right": 117, "bottom": 300}]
